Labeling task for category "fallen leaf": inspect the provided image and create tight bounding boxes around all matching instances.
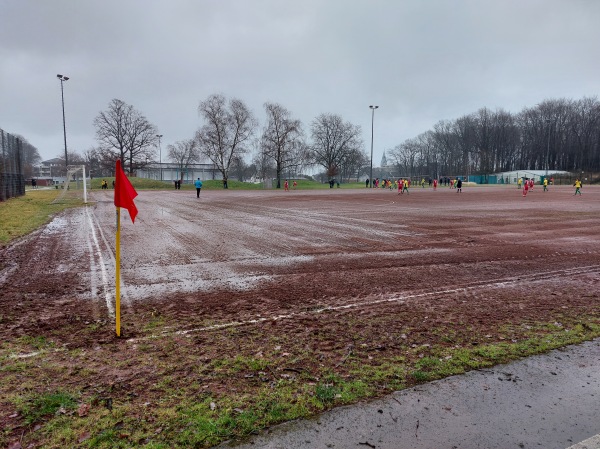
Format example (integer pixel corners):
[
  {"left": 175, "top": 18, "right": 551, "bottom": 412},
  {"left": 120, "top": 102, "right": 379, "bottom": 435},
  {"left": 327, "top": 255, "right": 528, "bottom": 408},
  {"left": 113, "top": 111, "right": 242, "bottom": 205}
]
[
  {"left": 210, "top": 402, "right": 216, "bottom": 411},
  {"left": 77, "top": 403, "right": 90, "bottom": 417},
  {"left": 78, "top": 431, "right": 90, "bottom": 443}
]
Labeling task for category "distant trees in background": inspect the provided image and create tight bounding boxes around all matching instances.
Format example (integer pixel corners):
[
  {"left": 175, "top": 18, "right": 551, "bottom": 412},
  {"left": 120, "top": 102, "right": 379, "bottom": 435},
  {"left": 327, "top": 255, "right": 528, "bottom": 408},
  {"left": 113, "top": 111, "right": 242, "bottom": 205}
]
[
  {"left": 167, "top": 139, "right": 201, "bottom": 181},
  {"left": 0, "top": 131, "right": 41, "bottom": 182},
  {"left": 13, "top": 135, "right": 41, "bottom": 179},
  {"left": 195, "top": 94, "right": 257, "bottom": 188},
  {"left": 93, "top": 99, "right": 159, "bottom": 174},
  {"left": 67, "top": 94, "right": 599, "bottom": 184},
  {"left": 260, "top": 102, "right": 308, "bottom": 188},
  {"left": 386, "top": 97, "right": 600, "bottom": 178},
  {"left": 309, "top": 113, "right": 364, "bottom": 182}
]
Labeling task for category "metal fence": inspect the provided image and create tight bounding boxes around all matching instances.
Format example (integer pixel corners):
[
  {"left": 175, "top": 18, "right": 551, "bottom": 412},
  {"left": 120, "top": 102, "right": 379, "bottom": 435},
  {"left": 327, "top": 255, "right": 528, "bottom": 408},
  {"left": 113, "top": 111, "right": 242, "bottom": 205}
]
[{"left": 0, "top": 128, "right": 25, "bottom": 201}]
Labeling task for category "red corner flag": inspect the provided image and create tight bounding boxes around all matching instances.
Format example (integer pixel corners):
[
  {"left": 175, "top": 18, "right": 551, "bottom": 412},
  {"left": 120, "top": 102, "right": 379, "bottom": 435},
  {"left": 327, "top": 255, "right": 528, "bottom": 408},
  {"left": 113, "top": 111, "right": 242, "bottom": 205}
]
[{"left": 114, "top": 160, "right": 138, "bottom": 223}]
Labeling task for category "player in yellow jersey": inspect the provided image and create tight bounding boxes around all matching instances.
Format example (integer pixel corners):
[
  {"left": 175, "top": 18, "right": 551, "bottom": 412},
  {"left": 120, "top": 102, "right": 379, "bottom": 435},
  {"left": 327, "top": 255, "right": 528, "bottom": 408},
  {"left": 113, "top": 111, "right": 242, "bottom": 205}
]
[{"left": 574, "top": 179, "right": 582, "bottom": 195}]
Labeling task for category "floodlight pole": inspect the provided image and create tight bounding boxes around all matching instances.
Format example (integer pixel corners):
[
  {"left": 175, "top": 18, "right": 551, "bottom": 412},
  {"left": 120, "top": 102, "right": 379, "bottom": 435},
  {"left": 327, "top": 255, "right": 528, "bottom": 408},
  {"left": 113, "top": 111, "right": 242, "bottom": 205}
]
[
  {"left": 545, "top": 119, "right": 551, "bottom": 178},
  {"left": 57, "top": 74, "right": 69, "bottom": 167},
  {"left": 369, "top": 105, "right": 379, "bottom": 188},
  {"left": 156, "top": 134, "right": 163, "bottom": 180}
]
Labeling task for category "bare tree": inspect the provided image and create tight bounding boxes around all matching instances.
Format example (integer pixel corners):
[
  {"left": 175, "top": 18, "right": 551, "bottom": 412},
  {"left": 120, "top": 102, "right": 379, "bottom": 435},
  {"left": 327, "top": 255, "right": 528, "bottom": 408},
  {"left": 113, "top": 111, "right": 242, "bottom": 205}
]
[
  {"left": 167, "top": 139, "right": 201, "bottom": 181},
  {"left": 93, "top": 99, "right": 159, "bottom": 174},
  {"left": 309, "top": 113, "right": 363, "bottom": 181},
  {"left": 195, "top": 94, "right": 257, "bottom": 188},
  {"left": 13, "top": 134, "right": 41, "bottom": 179},
  {"left": 82, "top": 148, "right": 102, "bottom": 178},
  {"left": 261, "top": 102, "right": 306, "bottom": 188},
  {"left": 251, "top": 138, "right": 276, "bottom": 182},
  {"left": 388, "top": 139, "right": 420, "bottom": 177}
]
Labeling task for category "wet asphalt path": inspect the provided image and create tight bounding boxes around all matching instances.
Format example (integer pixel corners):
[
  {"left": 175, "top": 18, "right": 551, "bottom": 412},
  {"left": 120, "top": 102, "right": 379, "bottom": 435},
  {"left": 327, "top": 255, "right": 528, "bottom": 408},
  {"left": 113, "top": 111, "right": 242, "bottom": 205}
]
[{"left": 219, "top": 339, "right": 600, "bottom": 449}]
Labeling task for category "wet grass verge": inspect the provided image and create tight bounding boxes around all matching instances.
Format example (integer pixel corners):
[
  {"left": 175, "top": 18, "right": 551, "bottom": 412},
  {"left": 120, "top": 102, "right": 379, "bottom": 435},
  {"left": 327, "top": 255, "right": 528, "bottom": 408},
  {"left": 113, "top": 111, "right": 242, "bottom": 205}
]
[
  {"left": 1, "top": 312, "right": 599, "bottom": 448},
  {"left": 0, "top": 190, "right": 85, "bottom": 244}
]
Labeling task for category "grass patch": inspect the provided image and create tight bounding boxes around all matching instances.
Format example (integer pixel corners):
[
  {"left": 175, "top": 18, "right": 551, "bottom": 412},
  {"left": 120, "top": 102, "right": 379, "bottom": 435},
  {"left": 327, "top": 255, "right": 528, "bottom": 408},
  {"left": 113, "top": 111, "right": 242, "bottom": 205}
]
[
  {"left": 17, "top": 391, "right": 78, "bottom": 425},
  {"left": 0, "top": 190, "right": 84, "bottom": 244},
  {"left": 3, "top": 318, "right": 599, "bottom": 448},
  {"left": 17, "top": 335, "right": 54, "bottom": 350}
]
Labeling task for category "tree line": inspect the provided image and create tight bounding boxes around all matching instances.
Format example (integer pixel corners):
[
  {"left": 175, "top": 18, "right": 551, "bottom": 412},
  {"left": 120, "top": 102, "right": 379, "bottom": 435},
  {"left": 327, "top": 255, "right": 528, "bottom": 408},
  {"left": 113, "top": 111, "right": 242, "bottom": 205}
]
[
  {"left": 47, "top": 94, "right": 600, "bottom": 187},
  {"left": 86, "top": 95, "right": 367, "bottom": 188},
  {"left": 387, "top": 97, "right": 600, "bottom": 179}
]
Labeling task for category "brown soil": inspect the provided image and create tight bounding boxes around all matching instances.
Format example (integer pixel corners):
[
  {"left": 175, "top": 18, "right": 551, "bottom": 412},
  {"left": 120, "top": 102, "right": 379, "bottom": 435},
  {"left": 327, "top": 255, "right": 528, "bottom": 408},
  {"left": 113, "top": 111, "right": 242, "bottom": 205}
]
[{"left": 1, "top": 185, "right": 600, "bottom": 447}]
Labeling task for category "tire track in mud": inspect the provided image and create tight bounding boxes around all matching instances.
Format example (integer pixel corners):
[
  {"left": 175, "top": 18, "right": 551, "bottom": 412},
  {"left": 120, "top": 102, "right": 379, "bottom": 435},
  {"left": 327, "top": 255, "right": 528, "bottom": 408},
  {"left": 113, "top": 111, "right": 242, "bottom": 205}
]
[{"left": 128, "top": 264, "right": 600, "bottom": 341}]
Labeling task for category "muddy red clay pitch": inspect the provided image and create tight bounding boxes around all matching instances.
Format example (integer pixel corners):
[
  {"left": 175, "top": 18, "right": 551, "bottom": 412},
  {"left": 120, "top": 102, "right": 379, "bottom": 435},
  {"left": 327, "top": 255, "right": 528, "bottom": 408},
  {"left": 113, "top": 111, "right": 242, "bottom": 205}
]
[{"left": 1, "top": 184, "right": 599, "bottom": 445}]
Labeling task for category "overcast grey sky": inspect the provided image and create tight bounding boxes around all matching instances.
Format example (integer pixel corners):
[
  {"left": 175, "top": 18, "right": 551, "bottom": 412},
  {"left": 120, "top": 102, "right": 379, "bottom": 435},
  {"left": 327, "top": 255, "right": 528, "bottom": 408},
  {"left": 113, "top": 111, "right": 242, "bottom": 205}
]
[{"left": 1, "top": 0, "right": 599, "bottom": 167}]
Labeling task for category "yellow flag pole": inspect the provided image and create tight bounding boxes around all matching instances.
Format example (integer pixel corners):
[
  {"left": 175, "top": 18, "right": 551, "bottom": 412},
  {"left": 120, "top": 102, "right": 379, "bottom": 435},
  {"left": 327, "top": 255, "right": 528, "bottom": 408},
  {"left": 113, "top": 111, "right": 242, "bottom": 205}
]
[{"left": 115, "top": 206, "right": 121, "bottom": 337}]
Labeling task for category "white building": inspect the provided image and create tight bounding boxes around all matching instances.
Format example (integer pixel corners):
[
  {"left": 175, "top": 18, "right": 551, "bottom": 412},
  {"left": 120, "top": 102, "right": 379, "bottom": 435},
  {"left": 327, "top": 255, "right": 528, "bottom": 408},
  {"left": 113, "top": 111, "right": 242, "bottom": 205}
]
[{"left": 494, "top": 170, "right": 570, "bottom": 184}]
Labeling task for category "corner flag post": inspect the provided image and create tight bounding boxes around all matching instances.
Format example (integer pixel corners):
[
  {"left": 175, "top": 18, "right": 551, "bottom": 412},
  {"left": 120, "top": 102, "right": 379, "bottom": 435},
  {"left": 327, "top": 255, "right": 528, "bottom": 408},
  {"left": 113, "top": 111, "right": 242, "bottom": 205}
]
[
  {"left": 113, "top": 159, "right": 138, "bottom": 337},
  {"left": 115, "top": 207, "right": 121, "bottom": 337}
]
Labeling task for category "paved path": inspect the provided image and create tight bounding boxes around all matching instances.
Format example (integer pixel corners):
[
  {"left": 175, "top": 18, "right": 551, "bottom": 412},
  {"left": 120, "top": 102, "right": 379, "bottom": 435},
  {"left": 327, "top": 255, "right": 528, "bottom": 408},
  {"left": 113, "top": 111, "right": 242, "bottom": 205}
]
[{"left": 219, "top": 339, "right": 600, "bottom": 449}]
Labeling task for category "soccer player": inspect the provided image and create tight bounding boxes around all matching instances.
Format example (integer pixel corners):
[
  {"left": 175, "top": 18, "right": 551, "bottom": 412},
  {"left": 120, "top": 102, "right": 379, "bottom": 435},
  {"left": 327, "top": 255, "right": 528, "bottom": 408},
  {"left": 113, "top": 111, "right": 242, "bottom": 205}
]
[
  {"left": 284, "top": 180, "right": 289, "bottom": 191},
  {"left": 574, "top": 179, "right": 582, "bottom": 195},
  {"left": 543, "top": 178, "right": 548, "bottom": 192},
  {"left": 194, "top": 178, "right": 203, "bottom": 198},
  {"left": 403, "top": 178, "right": 410, "bottom": 194},
  {"left": 522, "top": 180, "right": 529, "bottom": 197}
]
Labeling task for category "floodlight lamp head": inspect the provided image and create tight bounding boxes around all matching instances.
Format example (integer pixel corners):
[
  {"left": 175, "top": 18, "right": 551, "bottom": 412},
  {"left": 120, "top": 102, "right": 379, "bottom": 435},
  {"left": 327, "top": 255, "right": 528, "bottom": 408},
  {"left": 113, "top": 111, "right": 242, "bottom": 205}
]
[
  {"left": 63, "top": 76, "right": 69, "bottom": 81},
  {"left": 57, "top": 74, "right": 62, "bottom": 78}
]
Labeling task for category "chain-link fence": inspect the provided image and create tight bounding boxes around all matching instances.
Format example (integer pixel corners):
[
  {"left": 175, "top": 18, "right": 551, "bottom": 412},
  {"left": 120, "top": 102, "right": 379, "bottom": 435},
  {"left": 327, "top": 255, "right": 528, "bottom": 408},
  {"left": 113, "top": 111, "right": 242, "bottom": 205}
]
[{"left": 0, "top": 128, "right": 25, "bottom": 201}]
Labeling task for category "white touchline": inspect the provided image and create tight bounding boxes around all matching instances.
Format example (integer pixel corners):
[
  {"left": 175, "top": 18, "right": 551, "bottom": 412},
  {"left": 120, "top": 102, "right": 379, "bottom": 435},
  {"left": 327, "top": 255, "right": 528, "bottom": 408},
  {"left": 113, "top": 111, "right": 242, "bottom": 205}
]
[
  {"left": 85, "top": 207, "right": 114, "bottom": 316},
  {"left": 89, "top": 205, "right": 132, "bottom": 306},
  {"left": 84, "top": 218, "right": 98, "bottom": 300},
  {"left": 127, "top": 264, "right": 600, "bottom": 343}
]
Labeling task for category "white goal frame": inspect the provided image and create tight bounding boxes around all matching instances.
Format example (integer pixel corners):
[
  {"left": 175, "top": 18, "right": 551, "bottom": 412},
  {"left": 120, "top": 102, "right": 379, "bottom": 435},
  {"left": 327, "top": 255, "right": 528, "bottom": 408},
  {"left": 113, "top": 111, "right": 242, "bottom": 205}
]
[{"left": 52, "top": 165, "right": 88, "bottom": 204}]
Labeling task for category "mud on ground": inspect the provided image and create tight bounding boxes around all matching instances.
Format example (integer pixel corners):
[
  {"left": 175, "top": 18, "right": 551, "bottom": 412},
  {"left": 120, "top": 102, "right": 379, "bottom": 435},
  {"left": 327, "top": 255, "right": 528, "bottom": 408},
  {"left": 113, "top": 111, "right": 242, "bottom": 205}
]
[{"left": 1, "top": 185, "right": 600, "bottom": 447}]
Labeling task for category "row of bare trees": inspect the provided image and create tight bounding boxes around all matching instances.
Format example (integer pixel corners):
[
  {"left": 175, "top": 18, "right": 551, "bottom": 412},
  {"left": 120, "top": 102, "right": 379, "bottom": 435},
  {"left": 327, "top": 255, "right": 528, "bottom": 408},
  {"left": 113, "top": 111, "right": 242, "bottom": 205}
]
[
  {"left": 387, "top": 97, "right": 600, "bottom": 178},
  {"left": 86, "top": 94, "right": 367, "bottom": 187}
]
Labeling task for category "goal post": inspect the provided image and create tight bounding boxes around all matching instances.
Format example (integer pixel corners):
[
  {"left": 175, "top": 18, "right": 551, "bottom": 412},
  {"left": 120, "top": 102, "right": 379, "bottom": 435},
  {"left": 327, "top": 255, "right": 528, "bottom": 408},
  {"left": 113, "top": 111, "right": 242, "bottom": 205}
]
[{"left": 51, "top": 165, "right": 88, "bottom": 204}]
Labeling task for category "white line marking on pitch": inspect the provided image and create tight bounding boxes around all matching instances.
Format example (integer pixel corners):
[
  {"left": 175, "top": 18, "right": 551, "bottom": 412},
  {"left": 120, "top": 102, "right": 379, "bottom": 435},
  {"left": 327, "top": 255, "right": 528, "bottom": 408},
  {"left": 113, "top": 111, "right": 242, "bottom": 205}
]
[
  {"left": 85, "top": 207, "right": 114, "bottom": 316},
  {"left": 565, "top": 434, "right": 600, "bottom": 449},
  {"left": 89, "top": 204, "right": 134, "bottom": 308},
  {"left": 127, "top": 264, "right": 600, "bottom": 343}
]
